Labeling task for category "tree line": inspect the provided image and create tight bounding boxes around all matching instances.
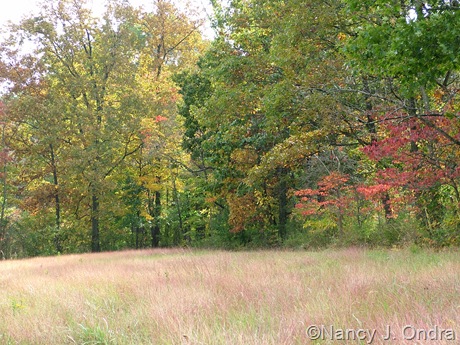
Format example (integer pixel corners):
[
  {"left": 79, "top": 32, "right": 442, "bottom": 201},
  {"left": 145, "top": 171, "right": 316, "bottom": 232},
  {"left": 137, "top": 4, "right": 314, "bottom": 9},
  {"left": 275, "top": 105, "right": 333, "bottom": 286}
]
[{"left": 0, "top": 0, "right": 459, "bottom": 258}]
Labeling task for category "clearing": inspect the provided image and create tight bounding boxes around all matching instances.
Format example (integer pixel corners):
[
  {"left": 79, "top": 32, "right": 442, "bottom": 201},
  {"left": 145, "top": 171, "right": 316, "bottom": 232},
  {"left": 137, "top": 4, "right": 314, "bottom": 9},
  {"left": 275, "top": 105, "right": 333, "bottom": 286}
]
[{"left": 0, "top": 248, "right": 458, "bottom": 344}]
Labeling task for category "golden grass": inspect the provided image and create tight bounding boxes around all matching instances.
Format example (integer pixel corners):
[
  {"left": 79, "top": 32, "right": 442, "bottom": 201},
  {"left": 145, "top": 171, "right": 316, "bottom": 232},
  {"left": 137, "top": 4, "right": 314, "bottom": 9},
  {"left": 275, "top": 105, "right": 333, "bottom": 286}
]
[{"left": 0, "top": 247, "right": 458, "bottom": 344}]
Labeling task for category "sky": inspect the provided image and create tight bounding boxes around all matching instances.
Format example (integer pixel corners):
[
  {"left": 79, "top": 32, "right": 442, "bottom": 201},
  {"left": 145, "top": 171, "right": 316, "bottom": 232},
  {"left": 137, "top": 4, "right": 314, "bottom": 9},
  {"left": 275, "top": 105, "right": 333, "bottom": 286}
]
[
  {"left": 0, "top": 0, "right": 214, "bottom": 37},
  {"left": 0, "top": 0, "right": 38, "bottom": 26}
]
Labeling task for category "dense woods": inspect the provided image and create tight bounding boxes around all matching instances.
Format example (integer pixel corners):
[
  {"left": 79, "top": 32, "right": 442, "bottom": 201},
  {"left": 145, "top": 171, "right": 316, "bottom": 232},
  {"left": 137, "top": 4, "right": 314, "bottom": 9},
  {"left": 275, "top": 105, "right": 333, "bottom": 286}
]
[{"left": 0, "top": 0, "right": 459, "bottom": 258}]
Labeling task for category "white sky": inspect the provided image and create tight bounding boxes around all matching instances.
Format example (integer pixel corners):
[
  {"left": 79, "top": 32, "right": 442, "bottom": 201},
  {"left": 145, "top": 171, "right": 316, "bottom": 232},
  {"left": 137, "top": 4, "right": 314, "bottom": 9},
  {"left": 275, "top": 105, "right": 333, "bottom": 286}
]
[
  {"left": 0, "top": 0, "right": 38, "bottom": 26},
  {"left": 0, "top": 0, "right": 214, "bottom": 37}
]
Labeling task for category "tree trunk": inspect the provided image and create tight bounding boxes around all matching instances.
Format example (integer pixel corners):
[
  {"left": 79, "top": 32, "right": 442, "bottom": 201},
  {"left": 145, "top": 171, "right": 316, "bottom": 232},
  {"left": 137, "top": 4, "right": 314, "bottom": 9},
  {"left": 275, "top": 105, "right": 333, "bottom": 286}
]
[
  {"left": 49, "top": 144, "right": 62, "bottom": 253},
  {"left": 336, "top": 189, "right": 345, "bottom": 236},
  {"left": 172, "top": 176, "right": 184, "bottom": 245},
  {"left": 133, "top": 221, "right": 139, "bottom": 249},
  {"left": 277, "top": 168, "right": 289, "bottom": 240},
  {"left": 0, "top": 124, "right": 8, "bottom": 259},
  {"left": 382, "top": 192, "right": 393, "bottom": 220},
  {"left": 363, "top": 77, "right": 377, "bottom": 144},
  {"left": 151, "top": 190, "right": 161, "bottom": 247},
  {"left": 364, "top": 78, "right": 393, "bottom": 221},
  {"left": 91, "top": 191, "right": 100, "bottom": 252}
]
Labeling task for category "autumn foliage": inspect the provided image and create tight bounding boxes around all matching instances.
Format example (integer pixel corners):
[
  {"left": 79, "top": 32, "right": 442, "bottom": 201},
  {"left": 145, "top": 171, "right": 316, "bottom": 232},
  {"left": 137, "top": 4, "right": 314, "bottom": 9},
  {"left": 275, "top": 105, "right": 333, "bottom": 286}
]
[
  {"left": 295, "top": 172, "right": 351, "bottom": 216},
  {"left": 1, "top": 0, "right": 460, "bottom": 256}
]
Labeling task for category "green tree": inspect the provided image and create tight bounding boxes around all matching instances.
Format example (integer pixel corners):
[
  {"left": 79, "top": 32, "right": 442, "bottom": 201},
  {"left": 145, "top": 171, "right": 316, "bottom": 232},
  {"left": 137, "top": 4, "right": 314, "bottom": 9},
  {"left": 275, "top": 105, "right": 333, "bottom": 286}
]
[
  {"left": 2, "top": 0, "right": 150, "bottom": 252},
  {"left": 175, "top": 0, "right": 352, "bottom": 243},
  {"left": 342, "top": 0, "right": 460, "bottom": 242}
]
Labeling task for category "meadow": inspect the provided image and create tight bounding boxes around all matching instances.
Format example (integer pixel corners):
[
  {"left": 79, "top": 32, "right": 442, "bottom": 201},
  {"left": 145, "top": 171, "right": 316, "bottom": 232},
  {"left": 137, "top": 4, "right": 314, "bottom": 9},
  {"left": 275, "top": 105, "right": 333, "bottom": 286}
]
[{"left": 0, "top": 248, "right": 458, "bottom": 344}]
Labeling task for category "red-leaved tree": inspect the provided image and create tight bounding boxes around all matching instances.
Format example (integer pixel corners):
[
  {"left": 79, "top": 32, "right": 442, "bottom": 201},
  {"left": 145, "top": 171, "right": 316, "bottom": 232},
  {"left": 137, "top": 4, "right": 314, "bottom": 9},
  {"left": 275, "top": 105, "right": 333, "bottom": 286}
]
[
  {"left": 358, "top": 111, "right": 460, "bottom": 234},
  {"left": 295, "top": 171, "right": 353, "bottom": 235}
]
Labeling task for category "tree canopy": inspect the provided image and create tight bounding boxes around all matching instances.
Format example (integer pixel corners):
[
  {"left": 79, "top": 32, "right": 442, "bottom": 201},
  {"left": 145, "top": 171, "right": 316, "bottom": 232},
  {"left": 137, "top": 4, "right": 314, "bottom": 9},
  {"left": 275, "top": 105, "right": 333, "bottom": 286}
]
[{"left": 0, "top": 0, "right": 459, "bottom": 257}]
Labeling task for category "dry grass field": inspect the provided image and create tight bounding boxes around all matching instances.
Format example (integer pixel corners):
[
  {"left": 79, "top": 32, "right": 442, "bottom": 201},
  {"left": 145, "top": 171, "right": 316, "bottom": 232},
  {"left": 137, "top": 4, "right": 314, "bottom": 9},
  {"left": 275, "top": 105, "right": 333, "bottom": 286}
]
[{"left": 0, "top": 248, "right": 459, "bottom": 344}]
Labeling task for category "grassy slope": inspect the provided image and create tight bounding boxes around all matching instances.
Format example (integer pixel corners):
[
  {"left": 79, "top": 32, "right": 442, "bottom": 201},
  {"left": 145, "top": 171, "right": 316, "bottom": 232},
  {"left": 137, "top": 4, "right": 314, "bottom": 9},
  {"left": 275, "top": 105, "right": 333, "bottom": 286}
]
[{"left": 0, "top": 248, "right": 458, "bottom": 344}]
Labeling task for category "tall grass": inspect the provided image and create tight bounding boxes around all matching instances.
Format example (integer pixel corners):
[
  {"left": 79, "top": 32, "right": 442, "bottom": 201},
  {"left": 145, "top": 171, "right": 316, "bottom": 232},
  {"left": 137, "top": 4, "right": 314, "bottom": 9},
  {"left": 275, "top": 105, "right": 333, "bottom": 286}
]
[{"left": 0, "top": 248, "right": 458, "bottom": 344}]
